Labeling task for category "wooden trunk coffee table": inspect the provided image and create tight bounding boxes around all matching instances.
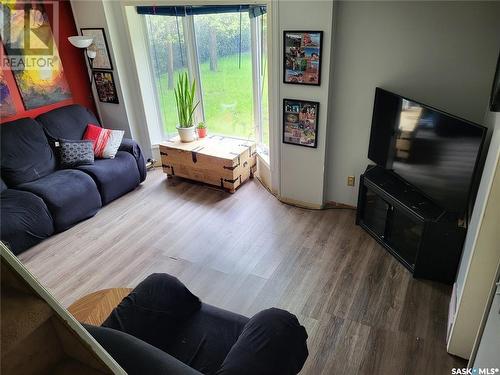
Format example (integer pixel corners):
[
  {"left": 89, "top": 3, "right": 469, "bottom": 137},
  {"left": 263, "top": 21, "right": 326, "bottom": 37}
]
[
  {"left": 159, "top": 136, "right": 257, "bottom": 193},
  {"left": 68, "top": 288, "right": 132, "bottom": 326}
]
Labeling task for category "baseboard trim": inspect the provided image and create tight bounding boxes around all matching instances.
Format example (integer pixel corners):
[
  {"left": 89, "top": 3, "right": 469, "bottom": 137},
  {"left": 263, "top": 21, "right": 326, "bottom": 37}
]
[
  {"left": 277, "top": 196, "right": 323, "bottom": 210},
  {"left": 324, "top": 201, "right": 357, "bottom": 210}
]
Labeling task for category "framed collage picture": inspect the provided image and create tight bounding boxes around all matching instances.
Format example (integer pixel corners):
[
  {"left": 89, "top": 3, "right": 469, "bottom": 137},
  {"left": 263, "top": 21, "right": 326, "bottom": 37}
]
[
  {"left": 283, "top": 99, "right": 319, "bottom": 148},
  {"left": 283, "top": 31, "right": 323, "bottom": 86},
  {"left": 93, "top": 71, "right": 119, "bottom": 104},
  {"left": 81, "top": 28, "right": 113, "bottom": 70}
]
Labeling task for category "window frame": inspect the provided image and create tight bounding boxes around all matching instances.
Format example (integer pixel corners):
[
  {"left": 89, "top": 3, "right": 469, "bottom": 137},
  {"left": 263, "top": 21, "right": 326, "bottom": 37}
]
[
  {"left": 144, "top": 10, "right": 268, "bottom": 147},
  {"left": 182, "top": 15, "right": 205, "bottom": 125},
  {"left": 250, "top": 14, "right": 263, "bottom": 145}
]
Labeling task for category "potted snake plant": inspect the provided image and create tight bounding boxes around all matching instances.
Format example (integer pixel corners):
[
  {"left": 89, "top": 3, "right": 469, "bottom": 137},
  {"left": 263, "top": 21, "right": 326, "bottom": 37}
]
[{"left": 174, "top": 72, "right": 199, "bottom": 142}]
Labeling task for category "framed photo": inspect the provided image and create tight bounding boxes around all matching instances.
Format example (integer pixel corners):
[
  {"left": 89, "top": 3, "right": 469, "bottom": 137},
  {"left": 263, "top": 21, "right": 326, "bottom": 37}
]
[
  {"left": 283, "top": 99, "right": 319, "bottom": 148},
  {"left": 81, "top": 28, "right": 113, "bottom": 70},
  {"left": 93, "top": 70, "right": 119, "bottom": 104},
  {"left": 283, "top": 31, "right": 323, "bottom": 86}
]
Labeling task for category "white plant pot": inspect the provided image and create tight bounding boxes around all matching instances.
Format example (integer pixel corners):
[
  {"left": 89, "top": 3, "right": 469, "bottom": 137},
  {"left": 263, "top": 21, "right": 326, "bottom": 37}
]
[{"left": 176, "top": 125, "right": 196, "bottom": 142}]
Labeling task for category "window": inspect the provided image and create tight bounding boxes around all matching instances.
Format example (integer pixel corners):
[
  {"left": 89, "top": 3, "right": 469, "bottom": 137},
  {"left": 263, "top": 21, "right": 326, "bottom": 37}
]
[
  {"left": 260, "top": 13, "right": 269, "bottom": 146},
  {"left": 145, "top": 15, "right": 188, "bottom": 136},
  {"left": 141, "top": 5, "right": 269, "bottom": 146},
  {"left": 194, "top": 12, "right": 252, "bottom": 138}
]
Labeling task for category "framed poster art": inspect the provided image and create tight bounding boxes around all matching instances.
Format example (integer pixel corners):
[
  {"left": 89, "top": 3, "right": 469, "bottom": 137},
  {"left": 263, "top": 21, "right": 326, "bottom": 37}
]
[
  {"left": 81, "top": 28, "right": 113, "bottom": 70},
  {"left": 283, "top": 99, "right": 319, "bottom": 148},
  {"left": 0, "top": 71, "right": 17, "bottom": 117},
  {"left": 283, "top": 31, "right": 323, "bottom": 86},
  {"left": 93, "top": 70, "right": 119, "bottom": 104},
  {"left": 0, "top": 3, "right": 71, "bottom": 109}
]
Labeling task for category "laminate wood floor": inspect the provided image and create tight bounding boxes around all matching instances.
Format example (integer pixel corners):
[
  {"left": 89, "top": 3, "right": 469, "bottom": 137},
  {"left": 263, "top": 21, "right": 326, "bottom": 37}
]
[{"left": 19, "top": 168, "right": 466, "bottom": 374}]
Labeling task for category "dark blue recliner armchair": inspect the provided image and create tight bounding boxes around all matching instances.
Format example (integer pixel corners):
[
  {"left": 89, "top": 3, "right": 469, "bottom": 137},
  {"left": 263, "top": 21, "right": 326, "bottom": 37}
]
[{"left": 85, "top": 274, "right": 309, "bottom": 375}]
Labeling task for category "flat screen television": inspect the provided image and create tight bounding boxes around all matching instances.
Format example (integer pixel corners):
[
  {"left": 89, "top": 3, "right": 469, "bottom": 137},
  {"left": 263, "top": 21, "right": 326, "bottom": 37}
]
[{"left": 368, "top": 87, "right": 486, "bottom": 215}]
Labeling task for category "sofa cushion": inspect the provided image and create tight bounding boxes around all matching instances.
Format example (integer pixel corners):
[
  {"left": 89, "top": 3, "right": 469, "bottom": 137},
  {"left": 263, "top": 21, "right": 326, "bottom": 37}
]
[
  {"left": 0, "top": 117, "right": 56, "bottom": 186},
  {"left": 36, "top": 104, "right": 100, "bottom": 141},
  {"left": 0, "top": 189, "right": 54, "bottom": 254},
  {"left": 16, "top": 170, "right": 102, "bottom": 232},
  {"left": 102, "top": 273, "right": 203, "bottom": 347},
  {"left": 166, "top": 303, "right": 249, "bottom": 374},
  {"left": 77, "top": 151, "right": 140, "bottom": 205},
  {"left": 216, "top": 308, "right": 309, "bottom": 375},
  {"left": 84, "top": 324, "right": 203, "bottom": 375},
  {"left": 102, "top": 273, "right": 248, "bottom": 375}
]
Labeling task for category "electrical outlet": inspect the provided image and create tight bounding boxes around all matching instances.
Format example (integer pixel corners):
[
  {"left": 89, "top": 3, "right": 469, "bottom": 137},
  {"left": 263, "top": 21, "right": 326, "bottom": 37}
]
[{"left": 347, "top": 176, "right": 355, "bottom": 186}]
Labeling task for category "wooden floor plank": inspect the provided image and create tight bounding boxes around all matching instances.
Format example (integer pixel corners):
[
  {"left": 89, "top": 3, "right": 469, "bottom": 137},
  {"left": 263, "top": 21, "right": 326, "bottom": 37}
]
[{"left": 18, "top": 168, "right": 466, "bottom": 374}]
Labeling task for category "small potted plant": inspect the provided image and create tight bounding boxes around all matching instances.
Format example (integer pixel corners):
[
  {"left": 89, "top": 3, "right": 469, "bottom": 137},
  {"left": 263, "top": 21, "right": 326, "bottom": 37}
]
[
  {"left": 197, "top": 122, "right": 207, "bottom": 139},
  {"left": 174, "top": 72, "right": 199, "bottom": 142}
]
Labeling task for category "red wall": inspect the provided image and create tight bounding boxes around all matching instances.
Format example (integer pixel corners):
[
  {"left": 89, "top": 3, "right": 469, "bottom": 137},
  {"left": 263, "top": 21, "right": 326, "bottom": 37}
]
[{"left": 1, "top": 0, "right": 96, "bottom": 123}]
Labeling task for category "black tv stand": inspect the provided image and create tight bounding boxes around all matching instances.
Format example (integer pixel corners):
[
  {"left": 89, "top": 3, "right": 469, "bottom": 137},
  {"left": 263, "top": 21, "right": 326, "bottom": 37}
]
[{"left": 356, "top": 165, "right": 466, "bottom": 284}]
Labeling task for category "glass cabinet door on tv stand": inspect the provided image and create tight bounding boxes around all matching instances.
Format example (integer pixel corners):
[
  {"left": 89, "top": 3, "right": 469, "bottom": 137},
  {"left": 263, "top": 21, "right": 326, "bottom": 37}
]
[
  {"left": 358, "top": 186, "right": 422, "bottom": 272},
  {"left": 385, "top": 206, "right": 424, "bottom": 270},
  {"left": 356, "top": 165, "right": 466, "bottom": 284},
  {"left": 361, "top": 187, "right": 390, "bottom": 239}
]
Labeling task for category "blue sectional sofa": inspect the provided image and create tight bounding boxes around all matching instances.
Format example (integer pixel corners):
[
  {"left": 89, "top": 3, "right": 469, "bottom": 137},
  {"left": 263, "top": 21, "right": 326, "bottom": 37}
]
[{"left": 0, "top": 105, "right": 146, "bottom": 255}]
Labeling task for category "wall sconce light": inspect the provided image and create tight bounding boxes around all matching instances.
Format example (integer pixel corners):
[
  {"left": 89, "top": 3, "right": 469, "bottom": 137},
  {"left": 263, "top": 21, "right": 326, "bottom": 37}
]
[
  {"left": 68, "top": 35, "right": 92, "bottom": 48},
  {"left": 68, "top": 36, "right": 96, "bottom": 83}
]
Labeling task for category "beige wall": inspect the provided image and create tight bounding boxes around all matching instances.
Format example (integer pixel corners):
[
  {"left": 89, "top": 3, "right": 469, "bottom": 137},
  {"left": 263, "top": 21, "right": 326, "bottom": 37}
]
[
  {"left": 448, "top": 113, "right": 500, "bottom": 359},
  {"left": 326, "top": 1, "right": 500, "bottom": 206},
  {"left": 278, "top": 0, "right": 334, "bottom": 207}
]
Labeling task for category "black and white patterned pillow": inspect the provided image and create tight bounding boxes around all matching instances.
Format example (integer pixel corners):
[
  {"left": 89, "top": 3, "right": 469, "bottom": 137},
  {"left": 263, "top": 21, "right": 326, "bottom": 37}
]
[{"left": 58, "top": 139, "right": 94, "bottom": 168}]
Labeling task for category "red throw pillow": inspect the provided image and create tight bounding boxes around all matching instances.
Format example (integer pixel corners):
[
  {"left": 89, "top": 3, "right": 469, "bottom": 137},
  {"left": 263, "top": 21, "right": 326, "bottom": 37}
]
[{"left": 83, "top": 123, "right": 124, "bottom": 159}]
